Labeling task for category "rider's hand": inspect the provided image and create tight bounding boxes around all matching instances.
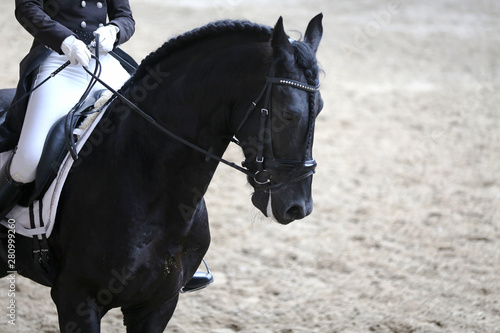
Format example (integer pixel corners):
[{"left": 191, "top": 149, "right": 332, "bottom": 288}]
[
  {"left": 61, "top": 35, "right": 91, "bottom": 68},
  {"left": 93, "top": 25, "right": 119, "bottom": 54}
]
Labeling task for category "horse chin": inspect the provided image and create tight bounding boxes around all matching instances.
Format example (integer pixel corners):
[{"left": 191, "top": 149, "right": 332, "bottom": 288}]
[
  {"left": 251, "top": 190, "right": 312, "bottom": 225},
  {"left": 251, "top": 191, "right": 273, "bottom": 218}
]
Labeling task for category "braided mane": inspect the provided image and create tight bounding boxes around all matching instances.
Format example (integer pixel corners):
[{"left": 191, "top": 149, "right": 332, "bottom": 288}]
[
  {"left": 122, "top": 20, "right": 273, "bottom": 89},
  {"left": 122, "top": 19, "right": 320, "bottom": 90}
]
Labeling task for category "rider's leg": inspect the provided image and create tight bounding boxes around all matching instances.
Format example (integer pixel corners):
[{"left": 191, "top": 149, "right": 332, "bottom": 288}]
[
  {"left": 0, "top": 53, "right": 94, "bottom": 220},
  {"left": 0, "top": 52, "right": 130, "bottom": 219},
  {"left": 10, "top": 52, "right": 96, "bottom": 184},
  {"left": 94, "top": 52, "right": 131, "bottom": 91}
]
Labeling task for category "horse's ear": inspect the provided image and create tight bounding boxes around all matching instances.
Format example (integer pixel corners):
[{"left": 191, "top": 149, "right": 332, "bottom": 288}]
[
  {"left": 304, "top": 13, "right": 323, "bottom": 53},
  {"left": 271, "top": 16, "right": 294, "bottom": 59}
]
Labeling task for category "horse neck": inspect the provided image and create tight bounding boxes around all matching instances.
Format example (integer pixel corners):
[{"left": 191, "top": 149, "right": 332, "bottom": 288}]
[{"left": 110, "top": 35, "right": 271, "bottom": 200}]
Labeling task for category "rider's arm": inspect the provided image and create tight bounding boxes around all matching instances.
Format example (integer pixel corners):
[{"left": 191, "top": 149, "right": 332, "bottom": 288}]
[
  {"left": 14, "top": 0, "right": 135, "bottom": 54},
  {"left": 106, "top": 0, "right": 135, "bottom": 47},
  {"left": 14, "top": 0, "right": 76, "bottom": 54}
]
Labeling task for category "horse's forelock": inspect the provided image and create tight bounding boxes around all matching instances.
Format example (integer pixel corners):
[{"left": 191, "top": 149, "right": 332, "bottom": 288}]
[{"left": 291, "top": 41, "right": 320, "bottom": 87}]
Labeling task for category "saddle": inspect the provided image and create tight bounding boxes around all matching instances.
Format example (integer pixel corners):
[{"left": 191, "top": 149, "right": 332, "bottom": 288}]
[
  {"left": 0, "top": 89, "right": 111, "bottom": 233},
  {"left": 15, "top": 90, "right": 106, "bottom": 207}
]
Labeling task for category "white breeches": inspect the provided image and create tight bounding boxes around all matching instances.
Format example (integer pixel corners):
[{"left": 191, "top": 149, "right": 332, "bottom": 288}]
[{"left": 10, "top": 51, "right": 130, "bottom": 183}]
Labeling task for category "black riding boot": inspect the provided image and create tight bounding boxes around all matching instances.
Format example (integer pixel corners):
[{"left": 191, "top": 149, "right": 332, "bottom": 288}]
[
  {"left": 181, "top": 259, "right": 214, "bottom": 293},
  {"left": 0, "top": 152, "right": 26, "bottom": 221}
]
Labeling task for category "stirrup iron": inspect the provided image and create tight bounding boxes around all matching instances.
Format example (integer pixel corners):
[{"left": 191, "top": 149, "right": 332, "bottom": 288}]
[{"left": 180, "top": 259, "right": 214, "bottom": 293}]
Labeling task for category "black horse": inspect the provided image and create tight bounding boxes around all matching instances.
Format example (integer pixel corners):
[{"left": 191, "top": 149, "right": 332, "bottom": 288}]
[{"left": 0, "top": 14, "right": 323, "bottom": 332}]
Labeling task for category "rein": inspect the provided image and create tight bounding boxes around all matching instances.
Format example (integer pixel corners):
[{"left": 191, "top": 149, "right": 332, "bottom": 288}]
[
  {"left": 0, "top": 60, "right": 71, "bottom": 118},
  {"left": 81, "top": 56, "right": 253, "bottom": 175},
  {"left": 80, "top": 56, "right": 320, "bottom": 190}
]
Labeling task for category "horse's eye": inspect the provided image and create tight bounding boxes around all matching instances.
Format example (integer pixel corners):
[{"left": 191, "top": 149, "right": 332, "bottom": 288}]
[{"left": 282, "top": 111, "right": 296, "bottom": 120}]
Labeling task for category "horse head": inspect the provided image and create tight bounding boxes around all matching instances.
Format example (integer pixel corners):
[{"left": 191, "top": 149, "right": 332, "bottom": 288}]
[{"left": 235, "top": 14, "right": 324, "bottom": 224}]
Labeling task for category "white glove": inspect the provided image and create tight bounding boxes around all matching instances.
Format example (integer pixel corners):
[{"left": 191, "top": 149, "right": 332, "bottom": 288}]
[
  {"left": 93, "top": 25, "right": 119, "bottom": 54},
  {"left": 61, "top": 35, "right": 91, "bottom": 67}
]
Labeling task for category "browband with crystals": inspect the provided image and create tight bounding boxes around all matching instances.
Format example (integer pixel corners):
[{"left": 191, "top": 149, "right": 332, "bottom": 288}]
[{"left": 266, "top": 77, "right": 320, "bottom": 92}]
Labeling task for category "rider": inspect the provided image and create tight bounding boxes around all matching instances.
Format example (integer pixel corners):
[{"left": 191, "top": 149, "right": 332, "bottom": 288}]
[
  {"left": 0, "top": 0, "right": 212, "bottom": 293},
  {"left": 0, "top": 0, "right": 135, "bottom": 218}
]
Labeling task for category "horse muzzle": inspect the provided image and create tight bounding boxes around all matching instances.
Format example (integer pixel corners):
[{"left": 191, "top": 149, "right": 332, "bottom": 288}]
[{"left": 251, "top": 176, "right": 313, "bottom": 224}]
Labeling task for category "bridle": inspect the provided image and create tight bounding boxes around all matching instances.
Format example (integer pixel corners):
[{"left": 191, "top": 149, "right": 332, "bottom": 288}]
[
  {"left": 81, "top": 56, "right": 320, "bottom": 191},
  {"left": 234, "top": 75, "right": 320, "bottom": 191}
]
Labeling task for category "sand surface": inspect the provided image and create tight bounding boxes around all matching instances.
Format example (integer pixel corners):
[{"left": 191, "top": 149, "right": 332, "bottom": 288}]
[{"left": 0, "top": 0, "right": 499, "bottom": 332}]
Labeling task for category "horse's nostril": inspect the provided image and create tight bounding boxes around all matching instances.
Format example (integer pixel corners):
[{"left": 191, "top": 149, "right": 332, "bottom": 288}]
[{"left": 286, "top": 205, "right": 305, "bottom": 220}]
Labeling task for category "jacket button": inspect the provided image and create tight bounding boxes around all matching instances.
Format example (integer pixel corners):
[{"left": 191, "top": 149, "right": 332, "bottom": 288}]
[
  {"left": 98, "top": 23, "right": 104, "bottom": 28},
  {"left": 81, "top": 1, "right": 86, "bottom": 7},
  {"left": 97, "top": 2, "right": 103, "bottom": 9},
  {"left": 80, "top": 21, "right": 87, "bottom": 29}
]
